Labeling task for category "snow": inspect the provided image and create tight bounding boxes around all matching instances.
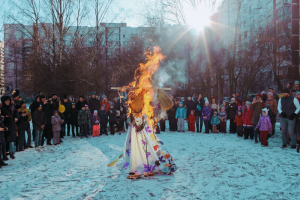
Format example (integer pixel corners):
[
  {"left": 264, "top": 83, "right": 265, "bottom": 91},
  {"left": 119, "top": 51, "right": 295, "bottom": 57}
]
[{"left": 1, "top": 122, "right": 300, "bottom": 199}]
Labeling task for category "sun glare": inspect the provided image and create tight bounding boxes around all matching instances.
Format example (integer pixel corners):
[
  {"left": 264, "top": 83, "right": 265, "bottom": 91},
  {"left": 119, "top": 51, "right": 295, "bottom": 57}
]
[{"left": 185, "top": 4, "right": 211, "bottom": 31}]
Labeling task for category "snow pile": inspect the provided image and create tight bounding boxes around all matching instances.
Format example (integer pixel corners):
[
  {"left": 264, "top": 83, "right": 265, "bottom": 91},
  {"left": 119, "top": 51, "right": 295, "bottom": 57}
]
[{"left": 0, "top": 122, "right": 299, "bottom": 199}]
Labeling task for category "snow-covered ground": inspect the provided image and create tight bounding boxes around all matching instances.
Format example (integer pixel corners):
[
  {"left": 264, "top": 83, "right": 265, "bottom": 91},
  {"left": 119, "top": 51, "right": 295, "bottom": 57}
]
[{"left": 1, "top": 122, "right": 300, "bottom": 200}]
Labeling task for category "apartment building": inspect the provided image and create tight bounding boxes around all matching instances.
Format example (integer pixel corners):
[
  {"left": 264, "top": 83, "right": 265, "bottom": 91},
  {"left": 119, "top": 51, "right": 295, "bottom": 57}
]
[{"left": 0, "top": 41, "right": 4, "bottom": 94}]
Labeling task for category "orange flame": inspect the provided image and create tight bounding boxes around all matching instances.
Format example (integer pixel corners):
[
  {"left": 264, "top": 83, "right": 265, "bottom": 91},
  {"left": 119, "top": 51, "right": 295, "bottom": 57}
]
[{"left": 121, "top": 46, "right": 166, "bottom": 126}]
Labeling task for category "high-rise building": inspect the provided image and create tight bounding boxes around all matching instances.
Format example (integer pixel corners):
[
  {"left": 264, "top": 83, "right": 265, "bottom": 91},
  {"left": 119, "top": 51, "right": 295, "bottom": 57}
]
[{"left": 0, "top": 41, "right": 4, "bottom": 95}]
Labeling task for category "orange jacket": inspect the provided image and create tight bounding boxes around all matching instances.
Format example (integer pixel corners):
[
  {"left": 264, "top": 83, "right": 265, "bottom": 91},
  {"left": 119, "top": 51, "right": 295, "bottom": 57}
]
[
  {"left": 100, "top": 100, "right": 110, "bottom": 111},
  {"left": 234, "top": 115, "right": 243, "bottom": 126}
]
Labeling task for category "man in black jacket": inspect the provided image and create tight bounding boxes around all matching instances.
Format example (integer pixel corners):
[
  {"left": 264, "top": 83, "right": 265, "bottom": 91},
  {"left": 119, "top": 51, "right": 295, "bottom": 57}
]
[
  {"left": 40, "top": 96, "right": 53, "bottom": 145},
  {"left": 76, "top": 96, "right": 87, "bottom": 134},
  {"left": 108, "top": 103, "right": 116, "bottom": 135},
  {"left": 88, "top": 92, "right": 100, "bottom": 114},
  {"left": 32, "top": 104, "right": 47, "bottom": 148},
  {"left": 61, "top": 95, "right": 72, "bottom": 136},
  {"left": 167, "top": 104, "right": 177, "bottom": 131},
  {"left": 195, "top": 93, "right": 205, "bottom": 132}
]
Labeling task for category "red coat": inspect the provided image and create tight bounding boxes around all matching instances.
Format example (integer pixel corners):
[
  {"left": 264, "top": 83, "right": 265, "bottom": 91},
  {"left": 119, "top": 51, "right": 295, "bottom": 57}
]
[
  {"left": 100, "top": 100, "right": 110, "bottom": 111},
  {"left": 187, "top": 115, "right": 196, "bottom": 124},
  {"left": 242, "top": 108, "right": 254, "bottom": 128}
]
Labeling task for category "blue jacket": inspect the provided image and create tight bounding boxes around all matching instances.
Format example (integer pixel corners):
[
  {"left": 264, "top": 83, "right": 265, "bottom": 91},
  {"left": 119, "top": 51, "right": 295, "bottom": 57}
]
[
  {"left": 210, "top": 116, "right": 220, "bottom": 125},
  {"left": 175, "top": 107, "right": 187, "bottom": 119}
]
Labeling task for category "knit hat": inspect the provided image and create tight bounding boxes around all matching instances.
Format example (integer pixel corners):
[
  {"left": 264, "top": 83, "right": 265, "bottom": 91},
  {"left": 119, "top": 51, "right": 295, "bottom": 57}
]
[
  {"left": 53, "top": 110, "right": 58, "bottom": 115},
  {"left": 231, "top": 98, "right": 235, "bottom": 101},
  {"left": 179, "top": 102, "right": 183, "bottom": 105},
  {"left": 102, "top": 95, "right": 107, "bottom": 99},
  {"left": 256, "top": 93, "right": 262, "bottom": 98},
  {"left": 213, "top": 111, "right": 217, "bottom": 115},
  {"left": 266, "top": 104, "right": 270, "bottom": 109},
  {"left": 101, "top": 104, "right": 106, "bottom": 108},
  {"left": 20, "top": 100, "right": 26, "bottom": 105},
  {"left": 39, "top": 104, "right": 43, "bottom": 107},
  {"left": 12, "top": 89, "right": 19, "bottom": 98},
  {"left": 110, "top": 102, "right": 114, "bottom": 106},
  {"left": 246, "top": 101, "right": 251, "bottom": 105},
  {"left": 205, "top": 100, "right": 209, "bottom": 104},
  {"left": 294, "top": 81, "right": 299, "bottom": 84},
  {"left": 262, "top": 108, "right": 268, "bottom": 115},
  {"left": 63, "top": 95, "right": 68, "bottom": 100},
  {"left": 282, "top": 88, "right": 290, "bottom": 94},
  {"left": 94, "top": 110, "right": 98, "bottom": 114},
  {"left": 14, "top": 104, "right": 21, "bottom": 110},
  {"left": 91, "top": 92, "right": 96, "bottom": 96},
  {"left": 40, "top": 95, "right": 46, "bottom": 99},
  {"left": 238, "top": 106, "right": 242, "bottom": 110},
  {"left": 267, "top": 92, "right": 273, "bottom": 96}
]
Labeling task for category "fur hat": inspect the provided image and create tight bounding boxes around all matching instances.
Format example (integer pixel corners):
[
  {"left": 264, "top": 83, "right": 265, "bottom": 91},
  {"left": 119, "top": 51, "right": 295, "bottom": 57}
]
[
  {"left": 256, "top": 93, "right": 262, "bottom": 98},
  {"left": 262, "top": 108, "right": 268, "bottom": 115},
  {"left": 14, "top": 104, "right": 21, "bottom": 110},
  {"left": 282, "top": 88, "right": 290, "bottom": 94}
]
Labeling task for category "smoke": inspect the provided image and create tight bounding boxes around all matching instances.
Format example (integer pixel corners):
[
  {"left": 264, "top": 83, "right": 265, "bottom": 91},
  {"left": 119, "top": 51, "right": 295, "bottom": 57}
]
[{"left": 153, "top": 59, "right": 188, "bottom": 90}]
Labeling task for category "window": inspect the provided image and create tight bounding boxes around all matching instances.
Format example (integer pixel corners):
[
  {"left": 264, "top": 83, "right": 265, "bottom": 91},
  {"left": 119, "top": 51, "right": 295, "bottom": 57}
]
[{"left": 244, "top": 31, "right": 247, "bottom": 39}]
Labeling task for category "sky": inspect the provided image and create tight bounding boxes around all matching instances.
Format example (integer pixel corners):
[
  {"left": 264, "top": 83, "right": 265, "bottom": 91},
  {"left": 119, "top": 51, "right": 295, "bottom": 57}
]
[{"left": 0, "top": 0, "right": 224, "bottom": 41}]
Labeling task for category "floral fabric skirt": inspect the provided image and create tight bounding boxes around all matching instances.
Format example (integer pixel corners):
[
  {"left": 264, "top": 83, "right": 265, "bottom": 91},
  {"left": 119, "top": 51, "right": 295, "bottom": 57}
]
[{"left": 123, "top": 124, "right": 177, "bottom": 175}]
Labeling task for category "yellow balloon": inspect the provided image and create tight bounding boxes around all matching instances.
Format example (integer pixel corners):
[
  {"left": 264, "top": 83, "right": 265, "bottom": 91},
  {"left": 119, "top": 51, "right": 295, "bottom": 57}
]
[{"left": 58, "top": 103, "right": 65, "bottom": 113}]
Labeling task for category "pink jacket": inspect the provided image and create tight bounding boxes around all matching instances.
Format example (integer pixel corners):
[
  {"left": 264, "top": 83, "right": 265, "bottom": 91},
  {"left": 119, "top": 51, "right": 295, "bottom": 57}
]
[{"left": 255, "top": 115, "right": 272, "bottom": 132}]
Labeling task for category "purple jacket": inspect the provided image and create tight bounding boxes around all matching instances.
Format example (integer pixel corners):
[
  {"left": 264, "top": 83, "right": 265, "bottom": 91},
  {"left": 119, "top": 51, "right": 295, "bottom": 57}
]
[
  {"left": 91, "top": 115, "right": 100, "bottom": 125},
  {"left": 255, "top": 115, "right": 272, "bottom": 132},
  {"left": 202, "top": 106, "right": 212, "bottom": 121}
]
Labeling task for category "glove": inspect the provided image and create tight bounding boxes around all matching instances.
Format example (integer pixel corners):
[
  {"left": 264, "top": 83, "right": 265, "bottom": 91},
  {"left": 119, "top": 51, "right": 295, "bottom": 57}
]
[
  {"left": 289, "top": 113, "right": 296, "bottom": 120},
  {"left": 280, "top": 112, "right": 287, "bottom": 118}
]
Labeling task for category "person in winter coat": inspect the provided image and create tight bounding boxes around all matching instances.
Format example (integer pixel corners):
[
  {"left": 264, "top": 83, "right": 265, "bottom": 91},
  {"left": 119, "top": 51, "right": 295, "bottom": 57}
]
[
  {"left": 268, "top": 87, "right": 279, "bottom": 102},
  {"left": 0, "top": 113, "right": 8, "bottom": 167},
  {"left": 278, "top": 88, "right": 300, "bottom": 149},
  {"left": 51, "top": 111, "right": 64, "bottom": 145},
  {"left": 32, "top": 104, "right": 47, "bottom": 149},
  {"left": 292, "top": 80, "right": 300, "bottom": 97},
  {"left": 91, "top": 110, "right": 100, "bottom": 137},
  {"left": 108, "top": 103, "right": 117, "bottom": 135},
  {"left": 113, "top": 96, "right": 121, "bottom": 112},
  {"left": 234, "top": 110, "right": 243, "bottom": 137},
  {"left": 16, "top": 104, "right": 29, "bottom": 151},
  {"left": 76, "top": 96, "right": 88, "bottom": 111},
  {"left": 228, "top": 98, "right": 238, "bottom": 133},
  {"left": 250, "top": 93, "right": 265, "bottom": 143},
  {"left": 77, "top": 106, "right": 90, "bottom": 138},
  {"left": 116, "top": 110, "right": 124, "bottom": 135},
  {"left": 30, "top": 94, "right": 40, "bottom": 141},
  {"left": 265, "top": 92, "right": 278, "bottom": 136},
  {"left": 88, "top": 92, "right": 100, "bottom": 114},
  {"left": 219, "top": 106, "right": 227, "bottom": 133},
  {"left": 195, "top": 93, "right": 205, "bottom": 132},
  {"left": 202, "top": 100, "right": 212, "bottom": 134},
  {"left": 185, "top": 96, "right": 196, "bottom": 131},
  {"left": 242, "top": 102, "right": 254, "bottom": 139},
  {"left": 20, "top": 101, "right": 32, "bottom": 148},
  {"left": 69, "top": 103, "right": 78, "bottom": 137},
  {"left": 211, "top": 97, "right": 218, "bottom": 114},
  {"left": 40, "top": 95, "right": 53, "bottom": 146},
  {"left": 210, "top": 111, "right": 220, "bottom": 133},
  {"left": 255, "top": 108, "right": 272, "bottom": 146},
  {"left": 1, "top": 96, "right": 19, "bottom": 159},
  {"left": 61, "top": 95, "right": 72, "bottom": 136},
  {"left": 187, "top": 110, "right": 196, "bottom": 132},
  {"left": 234, "top": 91, "right": 243, "bottom": 106},
  {"left": 85, "top": 105, "right": 92, "bottom": 135},
  {"left": 99, "top": 105, "right": 108, "bottom": 135},
  {"left": 175, "top": 102, "right": 187, "bottom": 132},
  {"left": 100, "top": 95, "right": 110, "bottom": 112},
  {"left": 167, "top": 104, "right": 177, "bottom": 132}
]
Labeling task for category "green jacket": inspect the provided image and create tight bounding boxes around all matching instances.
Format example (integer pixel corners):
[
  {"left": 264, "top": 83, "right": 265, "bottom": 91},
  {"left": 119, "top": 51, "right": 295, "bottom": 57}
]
[{"left": 77, "top": 110, "right": 90, "bottom": 125}]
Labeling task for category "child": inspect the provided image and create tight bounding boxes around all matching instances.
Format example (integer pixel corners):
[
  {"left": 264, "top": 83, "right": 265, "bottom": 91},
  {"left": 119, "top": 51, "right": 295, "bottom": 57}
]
[
  {"left": 85, "top": 105, "right": 92, "bottom": 135},
  {"left": 238, "top": 106, "right": 243, "bottom": 114},
  {"left": 77, "top": 106, "right": 90, "bottom": 138},
  {"left": 99, "top": 105, "right": 108, "bottom": 135},
  {"left": 69, "top": 103, "right": 78, "bottom": 137},
  {"left": 210, "top": 111, "right": 220, "bottom": 133},
  {"left": 187, "top": 110, "right": 196, "bottom": 132},
  {"left": 202, "top": 100, "right": 212, "bottom": 134},
  {"left": 116, "top": 110, "right": 124, "bottom": 135},
  {"left": 91, "top": 110, "right": 100, "bottom": 137},
  {"left": 211, "top": 97, "right": 218, "bottom": 114},
  {"left": 219, "top": 106, "right": 227, "bottom": 133},
  {"left": 255, "top": 108, "right": 272, "bottom": 146},
  {"left": 242, "top": 102, "right": 254, "bottom": 139},
  {"left": 16, "top": 105, "right": 28, "bottom": 151},
  {"left": 108, "top": 103, "right": 116, "bottom": 135},
  {"left": 51, "top": 111, "right": 64, "bottom": 145},
  {"left": 175, "top": 102, "right": 187, "bottom": 132},
  {"left": 234, "top": 110, "right": 243, "bottom": 137}
]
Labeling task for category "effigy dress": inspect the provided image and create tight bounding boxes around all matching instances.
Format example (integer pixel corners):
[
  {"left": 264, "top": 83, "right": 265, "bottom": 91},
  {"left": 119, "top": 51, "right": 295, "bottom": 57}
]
[{"left": 123, "top": 116, "right": 177, "bottom": 175}]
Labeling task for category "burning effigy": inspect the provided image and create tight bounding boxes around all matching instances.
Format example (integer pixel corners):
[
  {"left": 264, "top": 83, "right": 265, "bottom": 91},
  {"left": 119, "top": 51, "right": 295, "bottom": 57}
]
[{"left": 108, "top": 47, "right": 178, "bottom": 178}]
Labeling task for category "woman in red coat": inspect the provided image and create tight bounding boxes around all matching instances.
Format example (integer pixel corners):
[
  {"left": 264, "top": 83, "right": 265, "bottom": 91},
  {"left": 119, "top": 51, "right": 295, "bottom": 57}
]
[
  {"left": 242, "top": 102, "right": 254, "bottom": 139},
  {"left": 100, "top": 95, "right": 110, "bottom": 112}
]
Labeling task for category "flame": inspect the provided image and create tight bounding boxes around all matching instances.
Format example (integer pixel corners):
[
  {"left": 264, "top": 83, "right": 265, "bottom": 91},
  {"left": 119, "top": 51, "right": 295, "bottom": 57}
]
[{"left": 121, "top": 46, "right": 166, "bottom": 126}]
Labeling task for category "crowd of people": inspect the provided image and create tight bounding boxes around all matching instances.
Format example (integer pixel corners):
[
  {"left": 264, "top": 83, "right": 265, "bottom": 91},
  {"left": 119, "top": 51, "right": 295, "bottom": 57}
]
[
  {"left": 164, "top": 81, "right": 300, "bottom": 152},
  {"left": 1, "top": 81, "right": 300, "bottom": 168}
]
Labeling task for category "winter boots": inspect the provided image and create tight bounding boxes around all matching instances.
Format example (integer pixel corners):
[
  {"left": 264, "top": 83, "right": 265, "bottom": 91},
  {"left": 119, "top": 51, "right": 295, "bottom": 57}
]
[
  {"left": 0, "top": 159, "right": 8, "bottom": 166},
  {"left": 9, "top": 152, "right": 15, "bottom": 159},
  {"left": 196, "top": 124, "right": 199, "bottom": 133},
  {"left": 3, "top": 153, "right": 9, "bottom": 161}
]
